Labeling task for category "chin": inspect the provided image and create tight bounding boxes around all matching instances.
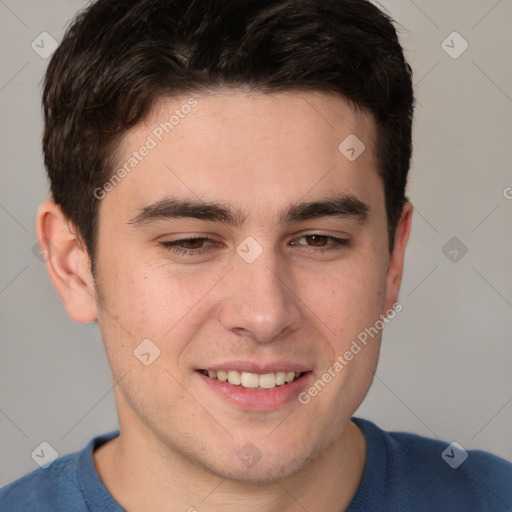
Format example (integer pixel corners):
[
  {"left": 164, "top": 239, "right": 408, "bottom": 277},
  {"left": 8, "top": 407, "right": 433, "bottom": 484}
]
[
  {"left": 215, "top": 456, "right": 310, "bottom": 486},
  {"left": 192, "top": 440, "right": 326, "bottom": 486}
]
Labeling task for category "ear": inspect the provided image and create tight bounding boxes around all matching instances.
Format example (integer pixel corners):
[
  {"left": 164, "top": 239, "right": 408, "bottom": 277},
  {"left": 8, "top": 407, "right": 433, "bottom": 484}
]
[
  {"left": 383, "top": 201, "right": 413, "bottom": 313},
  {"left": 36, "top": 199, "right": 98, "bottom": 323}
]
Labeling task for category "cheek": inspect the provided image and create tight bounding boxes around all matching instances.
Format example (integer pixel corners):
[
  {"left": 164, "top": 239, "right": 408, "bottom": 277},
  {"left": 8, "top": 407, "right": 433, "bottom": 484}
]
[
  {"left": 299, "top": 251, "right": 388, "bottom": 342},
  {"left": 95, "top": 248, "right": 225, "bottom": 352}
]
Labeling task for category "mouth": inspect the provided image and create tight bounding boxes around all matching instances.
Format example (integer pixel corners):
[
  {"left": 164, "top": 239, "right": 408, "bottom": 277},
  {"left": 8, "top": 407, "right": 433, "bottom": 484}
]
[
  {"left": 198, "top": 369, "right": 306, "bottom": 390},
  {"left": 196, "top": 368, "right": 312, "bottom": 411}
]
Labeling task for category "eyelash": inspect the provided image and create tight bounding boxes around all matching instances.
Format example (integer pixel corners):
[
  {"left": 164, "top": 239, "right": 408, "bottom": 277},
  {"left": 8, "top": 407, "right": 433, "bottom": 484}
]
[
  {"left": 160, "top": 238, "right": 219, "bottom": 257},
  {"left": 159, "top": 235, "right": 351, "bottom": 257}
]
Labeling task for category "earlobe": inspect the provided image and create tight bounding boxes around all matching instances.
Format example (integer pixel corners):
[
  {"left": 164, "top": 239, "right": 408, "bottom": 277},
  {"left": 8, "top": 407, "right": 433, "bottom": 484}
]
[
  {"left": 383, "top": 201, "right": 413, "bottom": 312},
  {"left": 36, "top": 199, "right": 98, "bottom": 323}
]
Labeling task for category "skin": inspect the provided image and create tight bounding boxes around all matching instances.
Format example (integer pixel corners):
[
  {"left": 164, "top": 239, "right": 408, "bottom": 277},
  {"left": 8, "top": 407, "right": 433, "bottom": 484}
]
[{"left": 37, "top": 89, "right": 412, "bottom": 512}]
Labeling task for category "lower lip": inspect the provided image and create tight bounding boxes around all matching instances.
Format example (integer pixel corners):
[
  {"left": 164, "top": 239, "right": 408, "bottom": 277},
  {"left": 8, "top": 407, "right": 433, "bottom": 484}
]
[{"left": 197, "top": 371, "right": 313, "bottom": 411}]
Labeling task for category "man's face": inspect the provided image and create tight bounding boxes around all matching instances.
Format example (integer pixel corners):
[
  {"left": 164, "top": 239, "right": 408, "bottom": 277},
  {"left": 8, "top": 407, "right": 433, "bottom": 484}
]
[{"left": 93, "top": 90, "right": 402, "bottom": 482}]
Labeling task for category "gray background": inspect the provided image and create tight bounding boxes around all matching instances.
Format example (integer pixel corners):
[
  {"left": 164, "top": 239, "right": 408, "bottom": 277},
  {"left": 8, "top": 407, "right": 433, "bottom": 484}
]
[{"left": 1, "top": 0, "right": 511, "bottom": 486}]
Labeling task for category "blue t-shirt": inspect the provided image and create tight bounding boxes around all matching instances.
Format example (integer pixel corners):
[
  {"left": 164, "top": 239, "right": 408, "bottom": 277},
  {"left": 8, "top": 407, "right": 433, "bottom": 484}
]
[{"left": 1, "top": 417, "right": 511, "bottom": 511}]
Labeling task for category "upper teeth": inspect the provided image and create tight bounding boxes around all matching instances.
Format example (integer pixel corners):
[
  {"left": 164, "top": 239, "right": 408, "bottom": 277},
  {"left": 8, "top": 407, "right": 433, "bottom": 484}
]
[{"left": 203, "top": 370, "right": 301, "bottom": 389}]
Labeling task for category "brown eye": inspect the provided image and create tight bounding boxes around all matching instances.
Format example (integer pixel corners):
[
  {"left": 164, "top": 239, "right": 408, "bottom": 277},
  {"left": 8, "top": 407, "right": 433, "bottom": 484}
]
[
  {"left": 291, "top": 234, "right": 351, "bottom": 252},
  {"left": 176, "top": 238, "right": 206, "bottom": 249},
  {"left": 304, "top": 235, "right": 329, "bottom": 247},
  {"left": 160, "top": 237, "right": 217, "bottom": 256}
]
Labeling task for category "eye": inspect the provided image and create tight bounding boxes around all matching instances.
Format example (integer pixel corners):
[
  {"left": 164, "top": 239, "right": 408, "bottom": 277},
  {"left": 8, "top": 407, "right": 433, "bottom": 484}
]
[
  {"left": 159, "top": 237, "right": 217, "bottom": 256},
  {"left": 291, "top": 234, "right": 351, "bottom": 251},
  {"left": 159, "top": 234, "right": 351, "bottom": 258}
]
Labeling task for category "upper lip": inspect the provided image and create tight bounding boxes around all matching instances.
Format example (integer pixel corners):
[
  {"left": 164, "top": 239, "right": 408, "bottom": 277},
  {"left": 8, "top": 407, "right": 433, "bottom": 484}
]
[{"left": 197, "top": 361, "right": 312, "bottom": 374}]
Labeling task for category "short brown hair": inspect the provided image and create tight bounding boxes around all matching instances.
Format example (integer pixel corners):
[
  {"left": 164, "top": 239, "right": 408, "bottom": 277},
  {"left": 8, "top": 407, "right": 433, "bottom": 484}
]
[{"left": 43, "top": 0, "right": 414, "bottom": 270}]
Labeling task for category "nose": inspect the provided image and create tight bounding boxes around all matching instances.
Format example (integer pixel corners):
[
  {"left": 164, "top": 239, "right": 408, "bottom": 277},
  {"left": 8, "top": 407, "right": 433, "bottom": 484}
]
[{"left": 218, "top": 249, "right": 303, "bottom": 343}]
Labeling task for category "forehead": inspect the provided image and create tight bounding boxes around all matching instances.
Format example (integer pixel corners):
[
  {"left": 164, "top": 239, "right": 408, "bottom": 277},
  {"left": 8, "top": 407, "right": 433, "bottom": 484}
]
[
  {"left": 105, "top": 89, "right": 382, "bottom": 223},
  {"left": 143, "top": 89, "right": 377, "bottom": 160}
]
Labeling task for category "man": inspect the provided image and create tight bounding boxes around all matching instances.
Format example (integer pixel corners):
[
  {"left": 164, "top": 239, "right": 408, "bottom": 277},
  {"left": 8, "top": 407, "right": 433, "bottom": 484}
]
[{"left": 1, "top": 0, "right": 511, "bottom": 511}]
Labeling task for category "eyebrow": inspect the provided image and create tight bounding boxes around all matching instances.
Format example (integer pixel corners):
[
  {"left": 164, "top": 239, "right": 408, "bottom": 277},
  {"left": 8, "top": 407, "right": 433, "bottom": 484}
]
[{"left": 128, "top": 193, "right": 370, "bottom": 228}]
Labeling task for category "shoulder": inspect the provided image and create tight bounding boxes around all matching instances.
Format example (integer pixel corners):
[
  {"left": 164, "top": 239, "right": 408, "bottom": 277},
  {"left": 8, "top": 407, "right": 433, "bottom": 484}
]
[
  {"left": 388, "top": 425, "right": 512, "bottom": 493},
  {"left": 352, "top": 417, "right": 512, "bottom": 512},
  {"left": 0, "top": 451, "right": 83, "bottom": 512},
  {"left": 0, "top": 431, "right": 120, "bottom": 512}
]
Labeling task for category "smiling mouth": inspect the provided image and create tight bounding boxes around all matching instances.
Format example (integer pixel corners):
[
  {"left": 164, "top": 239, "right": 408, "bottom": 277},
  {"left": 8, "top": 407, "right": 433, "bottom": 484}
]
[{"left": 198, "top": 369, "right": 307, "bottom": 390}]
